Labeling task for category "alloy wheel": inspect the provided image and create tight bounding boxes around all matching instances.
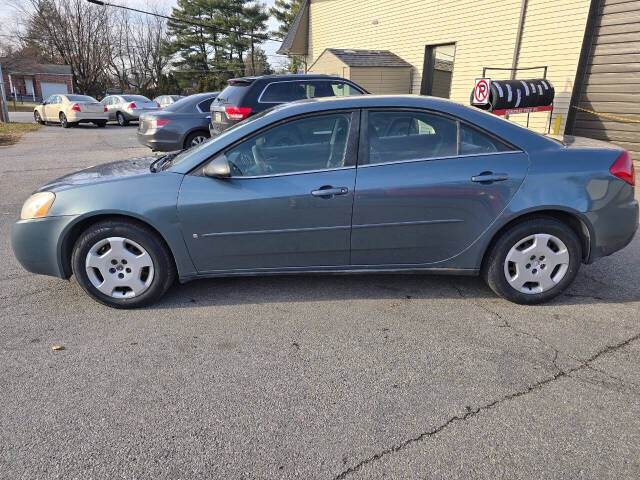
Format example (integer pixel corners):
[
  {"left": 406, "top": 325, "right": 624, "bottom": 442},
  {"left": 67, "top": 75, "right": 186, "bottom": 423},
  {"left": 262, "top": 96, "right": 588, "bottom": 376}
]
[
  {"left": 60, "top": 113, "right": 67, "bottom": 128},
  {"left": 503, "top": 233, "right": 570, "bottom": 294},
  {"left": 85, "top": 236, "right": 154, "bottom": 298},
  {"left": 190, "top": 135, "right": 208, "bottom": 147}
]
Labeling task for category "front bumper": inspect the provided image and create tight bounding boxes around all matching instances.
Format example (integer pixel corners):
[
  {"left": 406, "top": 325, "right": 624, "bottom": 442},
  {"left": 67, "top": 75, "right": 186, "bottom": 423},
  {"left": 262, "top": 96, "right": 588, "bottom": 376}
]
[
  {"left": 137, "top": 129, "right": 181, "bottom": 152},
  {"left": 11, "top": 215, "right": 79, "bottom": 279}
]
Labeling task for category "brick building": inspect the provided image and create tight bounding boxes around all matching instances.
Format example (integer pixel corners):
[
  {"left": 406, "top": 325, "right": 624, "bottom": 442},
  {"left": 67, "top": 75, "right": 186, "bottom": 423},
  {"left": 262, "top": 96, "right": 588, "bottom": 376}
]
[{"left": 0, "top": 57, "right": 72, "bottom": 102}]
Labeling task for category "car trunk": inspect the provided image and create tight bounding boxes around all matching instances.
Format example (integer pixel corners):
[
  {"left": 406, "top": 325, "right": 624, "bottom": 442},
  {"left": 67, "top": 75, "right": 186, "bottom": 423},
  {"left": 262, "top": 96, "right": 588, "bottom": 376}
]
[{"left": 78, "top": 102, "right": 105, "bottom": 114}]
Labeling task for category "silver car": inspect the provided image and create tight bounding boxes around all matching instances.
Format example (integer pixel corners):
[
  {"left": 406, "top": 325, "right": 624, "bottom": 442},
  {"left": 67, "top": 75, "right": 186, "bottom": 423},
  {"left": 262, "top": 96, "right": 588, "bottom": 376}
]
[
  {"left": 101, "top": 94, "right": 159, "bottom": 126},
  {"left": 154, "top": 95, "right": 184, "bottom": 109}
]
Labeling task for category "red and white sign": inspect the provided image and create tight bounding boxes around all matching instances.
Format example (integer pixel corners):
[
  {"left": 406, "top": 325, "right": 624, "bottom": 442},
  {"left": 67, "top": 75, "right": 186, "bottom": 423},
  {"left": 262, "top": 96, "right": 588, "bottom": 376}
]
[
  {"left": 473, "top": 78, "right": 490, "bottom": 105},
  {"left": 492, "top": 105, "right": 553, "bottom": 116}
]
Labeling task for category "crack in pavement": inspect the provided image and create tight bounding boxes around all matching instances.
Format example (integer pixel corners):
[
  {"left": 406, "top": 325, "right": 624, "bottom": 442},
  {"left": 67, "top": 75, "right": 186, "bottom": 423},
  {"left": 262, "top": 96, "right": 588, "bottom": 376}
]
[
  {"left": 450, "top": 283, "right": 638, "bottom": 389},
  {"left": 332, "top": 285, "right": 640, "bottom": 480}
]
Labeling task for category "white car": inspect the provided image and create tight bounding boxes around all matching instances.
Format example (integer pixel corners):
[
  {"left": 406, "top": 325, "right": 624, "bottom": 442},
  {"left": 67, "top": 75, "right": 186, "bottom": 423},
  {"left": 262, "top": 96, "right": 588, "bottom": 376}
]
[{"left": 34, "top": 94, "right": 108, "bottom": 128}]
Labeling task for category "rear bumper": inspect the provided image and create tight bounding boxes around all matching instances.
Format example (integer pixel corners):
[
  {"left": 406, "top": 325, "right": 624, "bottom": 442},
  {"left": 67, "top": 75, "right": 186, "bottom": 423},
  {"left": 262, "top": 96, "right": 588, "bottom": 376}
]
[
  {"left": 137, "top": 129, "right": 181, "bottom": 151},
  {"left": 67, "top": 111, "right": 108, "bottom": 122},
  {"left": 11, "top": 215, "right": 79, "bottom": 279},
  {"left": 586, "top": 198, "right": 638, "bottom": 263},
  {"left": 209, "top": 120, "right": 234, "bottom": 136}
]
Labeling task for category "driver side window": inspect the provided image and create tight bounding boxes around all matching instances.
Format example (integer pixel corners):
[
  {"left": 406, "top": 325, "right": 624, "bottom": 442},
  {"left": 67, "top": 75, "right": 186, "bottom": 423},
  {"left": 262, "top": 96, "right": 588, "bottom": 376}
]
[{"left": 225, "top": 112, "right": 353, "bottom": 177}]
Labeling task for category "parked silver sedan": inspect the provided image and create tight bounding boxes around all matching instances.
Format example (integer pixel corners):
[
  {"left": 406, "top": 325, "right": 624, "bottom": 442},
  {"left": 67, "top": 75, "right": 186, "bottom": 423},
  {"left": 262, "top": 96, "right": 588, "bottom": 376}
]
[
  {"left": 154, "top": 95, "right": 184, "bottom": 109},
  {"left": 100, "top": 94, "right": 159, "bottom": 126}
]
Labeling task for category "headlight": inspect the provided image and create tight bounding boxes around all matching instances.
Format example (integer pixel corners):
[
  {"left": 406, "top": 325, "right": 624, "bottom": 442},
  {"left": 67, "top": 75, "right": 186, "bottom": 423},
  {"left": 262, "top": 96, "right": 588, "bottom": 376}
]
[{"left": 20, "top": 192, "right": 55, "bottom": 220}]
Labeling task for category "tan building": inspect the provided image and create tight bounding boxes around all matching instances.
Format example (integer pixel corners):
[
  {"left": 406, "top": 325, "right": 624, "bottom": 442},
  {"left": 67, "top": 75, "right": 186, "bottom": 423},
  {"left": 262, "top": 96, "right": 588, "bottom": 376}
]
[{"left": 278, "top": 0, "right": 639, "bottom": 158}]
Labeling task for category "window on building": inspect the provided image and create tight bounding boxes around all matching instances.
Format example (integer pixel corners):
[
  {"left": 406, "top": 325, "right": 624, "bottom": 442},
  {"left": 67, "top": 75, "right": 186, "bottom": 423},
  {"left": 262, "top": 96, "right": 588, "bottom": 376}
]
[{"left": 420, "top": 43, "right": 456, "bottom": 99}]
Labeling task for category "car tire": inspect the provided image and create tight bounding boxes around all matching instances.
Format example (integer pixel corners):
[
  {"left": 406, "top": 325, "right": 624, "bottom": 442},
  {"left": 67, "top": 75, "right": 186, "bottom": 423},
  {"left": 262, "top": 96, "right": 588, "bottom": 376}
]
[
  {"left": 95, "top": 121, "right": 107, "bottom": 128},
  {"left": 184, "top": 130, "right": 210, "bottom": 149},
  {"left": 116, "top": 112, "right": 129, "bottom": 126},
  {"left": 482, "top": 216, "right": 582, "bottom": 304},
  {"left": 34, "top": 111, "right": 44, "bottom": 124},
  {"left": 60, "top": 112, "right": 70, "bottom": 128},
  {"left": 71, "top": 219, "right": 176, "bottom": 308}
]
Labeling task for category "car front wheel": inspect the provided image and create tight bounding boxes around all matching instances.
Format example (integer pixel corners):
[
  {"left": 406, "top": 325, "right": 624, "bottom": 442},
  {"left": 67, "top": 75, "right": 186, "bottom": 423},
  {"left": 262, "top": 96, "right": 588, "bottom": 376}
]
[
  {"left": 482, "top": 216, "right": 582, "bottom": 304},
  {"left": 34, "top": 111, "right": 44, "bottom": 124},
  {"left": 71, "top": 220, "right": 176, "bottom": 308}
]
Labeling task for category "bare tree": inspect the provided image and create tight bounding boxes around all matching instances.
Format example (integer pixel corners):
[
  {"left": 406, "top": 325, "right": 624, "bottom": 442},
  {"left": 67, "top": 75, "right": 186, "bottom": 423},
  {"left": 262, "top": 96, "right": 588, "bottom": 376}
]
[
  {"left": 17, "top": 0, "right": 111, "bottom": 96},
  {"left": 106, "top": 6, "right": 169, "bottom": 95}
]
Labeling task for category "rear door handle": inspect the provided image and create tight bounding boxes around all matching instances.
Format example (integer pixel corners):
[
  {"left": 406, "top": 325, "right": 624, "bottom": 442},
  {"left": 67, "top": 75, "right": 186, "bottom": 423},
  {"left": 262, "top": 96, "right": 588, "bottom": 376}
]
[
  {"left": 311, "top": 186, "right": 349, "bottom": 197},
  {"left": 471, "top": 172, "right": 509, "bottom": 183}
]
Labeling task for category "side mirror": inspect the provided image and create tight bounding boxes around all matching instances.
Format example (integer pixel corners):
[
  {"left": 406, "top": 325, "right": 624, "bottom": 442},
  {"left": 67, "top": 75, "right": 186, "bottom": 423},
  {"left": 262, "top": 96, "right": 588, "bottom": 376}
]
[{"left": 203, "top": 154, "right": 231, "bottom": 179}]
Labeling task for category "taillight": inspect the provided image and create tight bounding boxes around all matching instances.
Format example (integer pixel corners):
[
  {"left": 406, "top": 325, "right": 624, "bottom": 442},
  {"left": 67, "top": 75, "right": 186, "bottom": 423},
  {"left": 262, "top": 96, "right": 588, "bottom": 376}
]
[
  {"left": 103, "top": 106, "right": 108, "bottom": 112},
  {"left": 610, "top": 151, "right": 635, "bottom": 186},
  {"left": 150, "top": 119, "right": 170, "bottom": 128},
  {"left": 71, "top": 103, "right": 81, "bottom": 112},
  {"left": 128, "top": 102, "right": 137, "bottom": 109},
  {"left": 156, "top": 102, "right": 161, "bottom": 108},
  {"left": 224, "top": 106, "right": 251, "bottom": 121}
]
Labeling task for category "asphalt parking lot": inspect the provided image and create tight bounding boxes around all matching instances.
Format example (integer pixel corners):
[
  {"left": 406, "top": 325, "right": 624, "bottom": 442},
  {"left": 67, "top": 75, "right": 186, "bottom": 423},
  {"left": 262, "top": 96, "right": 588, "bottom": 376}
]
[{"left": 1, "top": 123, "right": 639, "bottom": 479}]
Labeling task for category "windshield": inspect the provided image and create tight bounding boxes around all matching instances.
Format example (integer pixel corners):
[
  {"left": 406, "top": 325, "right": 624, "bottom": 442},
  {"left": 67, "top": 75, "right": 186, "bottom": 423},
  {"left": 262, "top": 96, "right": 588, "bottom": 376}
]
[
  {"left": 122, "top": 95, "right": 151, "bottom": 102},
  {"left": 66, "top": 94, "right": 97, "bottom": 102},
  {"left": 163, "top": 108, "right": 274, "bottom": 170}
]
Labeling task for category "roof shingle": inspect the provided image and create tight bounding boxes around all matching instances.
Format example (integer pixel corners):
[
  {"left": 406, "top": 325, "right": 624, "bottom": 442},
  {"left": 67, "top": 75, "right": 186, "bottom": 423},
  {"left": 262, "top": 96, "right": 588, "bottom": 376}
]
[{"left": 327, "top": 49, "right": 412, "bottom": 68}]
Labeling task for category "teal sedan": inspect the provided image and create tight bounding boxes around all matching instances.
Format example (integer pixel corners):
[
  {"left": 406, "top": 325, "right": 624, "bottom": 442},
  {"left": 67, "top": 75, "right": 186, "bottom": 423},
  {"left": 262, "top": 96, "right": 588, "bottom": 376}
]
[{"left": 12, "top": 95, "right": 638, "bottom": 308}]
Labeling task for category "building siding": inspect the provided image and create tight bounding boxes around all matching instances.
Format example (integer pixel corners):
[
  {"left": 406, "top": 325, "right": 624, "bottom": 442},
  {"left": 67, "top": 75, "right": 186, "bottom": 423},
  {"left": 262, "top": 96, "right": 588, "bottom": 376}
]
[
  {"left": 348, "top": 66, "right": 412, "bottom": 94},
  {"left": 305, "top": 0, "right": 591, "bottom": 133},
  {"left": 570, "top": 0, "right": 640, "bottom": 158}
]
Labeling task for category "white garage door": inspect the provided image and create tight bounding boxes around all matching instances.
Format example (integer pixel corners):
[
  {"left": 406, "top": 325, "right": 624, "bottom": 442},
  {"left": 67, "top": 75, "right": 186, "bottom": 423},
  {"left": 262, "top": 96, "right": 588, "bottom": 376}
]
[{"left": 41, "top": 81, "right": 69, "bottom": 99}]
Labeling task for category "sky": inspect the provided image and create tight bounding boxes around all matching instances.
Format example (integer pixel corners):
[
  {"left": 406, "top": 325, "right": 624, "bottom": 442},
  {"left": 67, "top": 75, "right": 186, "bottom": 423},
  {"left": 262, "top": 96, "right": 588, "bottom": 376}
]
[{"left": 0, "top": 0, "right": 289, "bottom": 69}]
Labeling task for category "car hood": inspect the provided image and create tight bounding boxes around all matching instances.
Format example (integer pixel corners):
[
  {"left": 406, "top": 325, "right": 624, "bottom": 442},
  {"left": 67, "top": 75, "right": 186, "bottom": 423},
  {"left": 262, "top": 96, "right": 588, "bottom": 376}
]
[{"left": 37, "top": 155, "right": 162, "bottom": 192}]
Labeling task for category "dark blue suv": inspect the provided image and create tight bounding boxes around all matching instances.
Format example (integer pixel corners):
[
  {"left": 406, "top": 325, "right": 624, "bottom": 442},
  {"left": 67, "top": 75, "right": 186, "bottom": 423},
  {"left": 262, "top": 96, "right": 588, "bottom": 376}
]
[{"left": 209, "top": 74, "right": 367, "bottom": 136}]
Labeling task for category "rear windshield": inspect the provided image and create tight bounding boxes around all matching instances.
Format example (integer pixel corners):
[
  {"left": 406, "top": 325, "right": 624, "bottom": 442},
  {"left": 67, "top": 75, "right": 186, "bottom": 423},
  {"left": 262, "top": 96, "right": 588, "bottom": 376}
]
[
  {"left": 164, "top": 96, "right": 193, "bottom": 112},
  {"left": 260, "top": 80, "right": 364, "bottom": 103},
  {"left": 66, "top": 94, "right": 97, "bottom": 102},
  {"left": 122, "top": 95, "right": 151, "bottom": 102},
  {"left": 214, "top": 85, "right": 250, "bottom": 106}
]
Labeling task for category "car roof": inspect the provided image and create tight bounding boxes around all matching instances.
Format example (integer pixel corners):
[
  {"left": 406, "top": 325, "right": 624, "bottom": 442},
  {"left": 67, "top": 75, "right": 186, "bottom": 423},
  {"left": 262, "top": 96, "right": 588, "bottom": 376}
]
[{"left": 229, "top": 74, "right": 348, "bottom": 84}]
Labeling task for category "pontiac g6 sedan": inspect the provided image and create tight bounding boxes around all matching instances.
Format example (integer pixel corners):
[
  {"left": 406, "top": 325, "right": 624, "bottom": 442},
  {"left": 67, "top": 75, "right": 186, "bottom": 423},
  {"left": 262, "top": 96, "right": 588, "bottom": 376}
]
[{"left": 12, "top": 95, "right": 638, "bottom": 308}]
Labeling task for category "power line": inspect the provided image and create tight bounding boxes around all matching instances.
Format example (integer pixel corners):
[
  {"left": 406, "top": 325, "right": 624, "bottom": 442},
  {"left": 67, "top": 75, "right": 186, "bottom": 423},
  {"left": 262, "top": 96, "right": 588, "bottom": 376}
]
[{"left": 85, "top": 0, "right": 284, "bottom": 43}]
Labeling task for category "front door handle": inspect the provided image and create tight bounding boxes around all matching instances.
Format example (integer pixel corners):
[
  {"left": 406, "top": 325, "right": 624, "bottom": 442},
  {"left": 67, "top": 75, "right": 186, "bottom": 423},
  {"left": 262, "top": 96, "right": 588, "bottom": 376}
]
[
  {"left": 311, "top": 186, "right": 349, "bottom": 198},
  {"left": 471, "top": 172, "right": 509, "bottom": 183}
]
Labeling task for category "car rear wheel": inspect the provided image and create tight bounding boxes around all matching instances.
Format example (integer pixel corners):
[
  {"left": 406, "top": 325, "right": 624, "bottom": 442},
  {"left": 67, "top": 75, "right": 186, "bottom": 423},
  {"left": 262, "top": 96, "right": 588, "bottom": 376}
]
[
  {"left": 184, "top": 131, "right": 209, "bottom": 149},
  {"left": 60, "top": 112, "right": 71, "bottom": 128},
  {"left": 34, "top": 111, "right": 44, "bottom": 124},
  {"left": 116, "top": 112, "right": 129, "bottom": 126},
  {"left": 71, "top": 220, "right": 176, "bottom": 308},
  {"left": 482, "top": 216, "right": 582, "bottom": 304}
]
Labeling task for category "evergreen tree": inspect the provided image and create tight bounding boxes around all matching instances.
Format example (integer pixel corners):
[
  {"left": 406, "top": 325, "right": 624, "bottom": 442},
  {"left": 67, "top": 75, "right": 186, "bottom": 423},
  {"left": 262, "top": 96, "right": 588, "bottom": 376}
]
[{"left": 164, "top": 0, "right": 269, "bottom": 89}]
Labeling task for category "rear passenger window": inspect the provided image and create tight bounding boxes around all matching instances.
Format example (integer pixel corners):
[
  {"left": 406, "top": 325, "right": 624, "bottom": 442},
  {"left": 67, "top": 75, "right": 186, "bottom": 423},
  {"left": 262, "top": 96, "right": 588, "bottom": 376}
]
[
  {"left": 367, "top": 110, "right": 457, "bottom": 164},
  {"left": 460, "top": 124, "right": 513, "bottom": 155},
  {"left": 260, "top": 82, "right": 308, "bottom": 102}
]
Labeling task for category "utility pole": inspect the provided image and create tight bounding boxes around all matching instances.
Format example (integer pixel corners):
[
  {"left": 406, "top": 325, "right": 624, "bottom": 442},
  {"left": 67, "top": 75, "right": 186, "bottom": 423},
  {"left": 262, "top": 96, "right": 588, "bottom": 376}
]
[{"left": 0, "top": 63, "right": 10, "bottom": 123}]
